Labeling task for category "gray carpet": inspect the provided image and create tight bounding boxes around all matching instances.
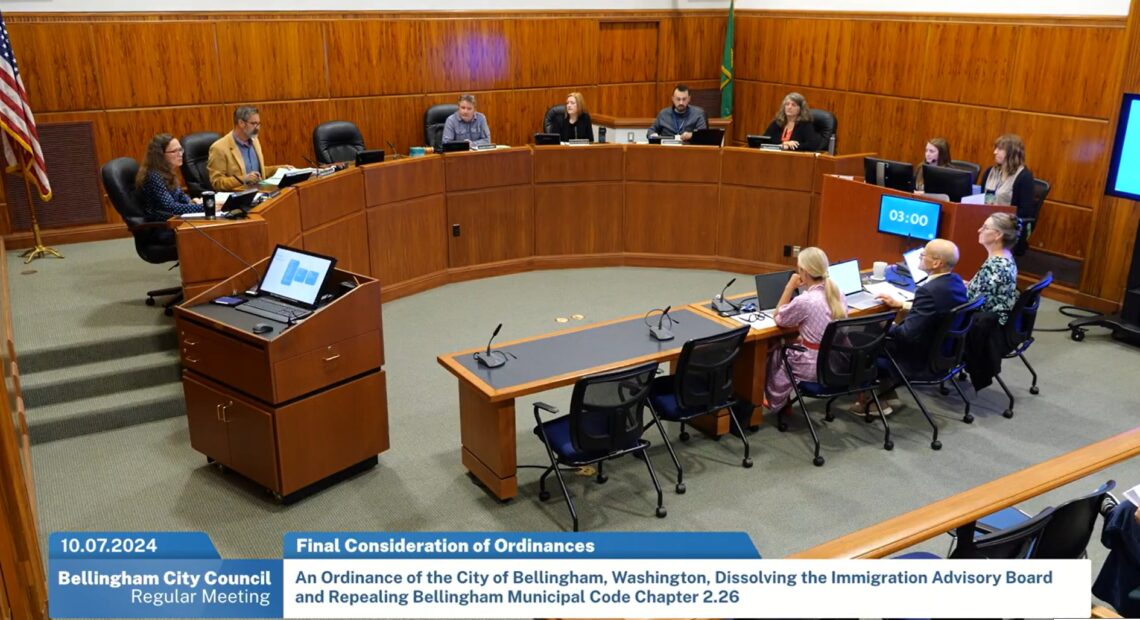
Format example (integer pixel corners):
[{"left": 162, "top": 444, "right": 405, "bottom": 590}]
[{"left": 11, "top": 238, "right": 1140, "bottom": 577}]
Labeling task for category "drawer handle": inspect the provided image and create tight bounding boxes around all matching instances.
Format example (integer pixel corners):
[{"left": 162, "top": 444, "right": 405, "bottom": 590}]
[
  {"left": 184, "top": 339, "right": 198, "bottom": 346},
  {"left": 216, "top": 404, "right": 222, "bottom": 421},
  {"left": 323, "top": 354, "right": 341, "bottom": 362},
  {"left": 185, "top": 355, "right": 200, "bottom": 363},
  {"left": 221, "top": 404, "right": 230, "bottom": 422}
]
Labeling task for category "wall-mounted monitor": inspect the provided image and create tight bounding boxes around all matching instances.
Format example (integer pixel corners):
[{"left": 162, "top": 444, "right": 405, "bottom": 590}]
[
  {"left": 878, "top": 194, "right": 940, "bottom": 240},
  {"left": 1106, "top": 93, "right": 1140, "bottom": 201}
]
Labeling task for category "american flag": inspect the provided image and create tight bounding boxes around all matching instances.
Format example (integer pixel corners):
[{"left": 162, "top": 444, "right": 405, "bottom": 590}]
[{"left": 0, "top": 11, "right": 50, "bottom": 201}]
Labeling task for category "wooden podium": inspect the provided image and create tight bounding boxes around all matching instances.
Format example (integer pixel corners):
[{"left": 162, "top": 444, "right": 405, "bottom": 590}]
[{"left": 172, "top": 261, "right": 388, "bottom": 503}]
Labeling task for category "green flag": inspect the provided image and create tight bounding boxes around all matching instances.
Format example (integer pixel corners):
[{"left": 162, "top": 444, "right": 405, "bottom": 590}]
[{"left": 720, "top": 0, "right": 734, "bottom": 118}]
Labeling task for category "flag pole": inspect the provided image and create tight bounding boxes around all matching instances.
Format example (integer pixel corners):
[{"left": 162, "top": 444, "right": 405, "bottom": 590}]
[{"left": 17, "top": 173, "right": 62, "bottom": 263}]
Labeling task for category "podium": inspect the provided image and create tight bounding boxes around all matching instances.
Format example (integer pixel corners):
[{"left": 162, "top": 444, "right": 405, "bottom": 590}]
[{"left": 172, "top": 261, "right": 388, "bottom": 503}]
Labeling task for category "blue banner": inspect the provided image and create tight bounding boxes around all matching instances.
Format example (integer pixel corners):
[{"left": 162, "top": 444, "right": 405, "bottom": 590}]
[{"left": 283, "top": 531, "right": 761, "bottom": 559}]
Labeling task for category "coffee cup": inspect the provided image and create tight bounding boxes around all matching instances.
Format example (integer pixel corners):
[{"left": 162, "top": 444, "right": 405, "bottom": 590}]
[
  {"left": 201, "top": 191, "right": 216, "bottom": 219},
  {"left": 873, "top": 261, "right": 888, "bottom": 280}
]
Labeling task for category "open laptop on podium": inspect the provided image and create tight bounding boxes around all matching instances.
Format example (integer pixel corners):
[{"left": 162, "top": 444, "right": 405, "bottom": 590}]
[{"left": 236, "top": 245, "right": 337, "bottom": 324}]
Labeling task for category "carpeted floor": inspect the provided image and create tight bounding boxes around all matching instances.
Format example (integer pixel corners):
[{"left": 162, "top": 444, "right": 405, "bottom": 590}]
[{"left": 11, "top": 238, "right": 1140, "bottom": 573}]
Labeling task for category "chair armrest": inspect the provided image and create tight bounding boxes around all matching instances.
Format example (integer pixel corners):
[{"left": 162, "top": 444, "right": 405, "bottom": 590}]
[
  {"left": 784, "top": 343, "right": 807, "bottom": 353},
  {"left": 533, "top": 402, "right": 559, "bottom": 415}
]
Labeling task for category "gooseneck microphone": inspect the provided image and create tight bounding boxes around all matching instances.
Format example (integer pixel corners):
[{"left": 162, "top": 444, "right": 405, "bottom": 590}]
[
  {"left": 301, "top": 154, "right": 318, "bottom": 168},
  {"left": 647, "top": 306, "right": 678, "bottom": 341},
  {"left": 474, "top": 323, "right": 509, "bottom": 368},
  {"left": 386, "top": 140, "right": 405, "bottom": 160},
  {"left": 179, "top": 219, "right": 266, "bottom": 300},
  {"left": 712, "top": 277, "right": 739, "bottom": 314}
]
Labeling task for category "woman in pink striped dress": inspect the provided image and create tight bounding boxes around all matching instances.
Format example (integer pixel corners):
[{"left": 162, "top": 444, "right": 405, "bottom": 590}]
[{"left": 764, "top": 247, "right": 848, "bottom": 415}]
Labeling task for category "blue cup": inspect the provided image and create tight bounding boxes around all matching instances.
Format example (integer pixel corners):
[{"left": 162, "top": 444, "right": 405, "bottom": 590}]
[{"left": 409, "top": 146, "right": 425, "bottom": 157}]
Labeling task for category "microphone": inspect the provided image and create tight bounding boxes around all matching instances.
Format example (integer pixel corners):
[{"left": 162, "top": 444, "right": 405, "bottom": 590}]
[
  {"left": 648, "top": 306, "right": 677, "bottom": 341},
  {"left": 711, "top": 277, "right": 739, "bottom": 314},
  {"left": 473, "top": 323, "right": 508, "bottom": 368},
  {"left": 301, "top": 154, "right": 317, "bottom": 168},
  {"left": 386, "top": 140, "right": 405, "bottom": 160},
  {"left": 179, "top": 219, "right": 265, "bottom": 296}
]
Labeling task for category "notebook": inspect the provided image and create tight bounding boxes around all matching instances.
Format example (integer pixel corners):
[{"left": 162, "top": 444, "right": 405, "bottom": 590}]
[{"left": 830, "top": 259, "right": 880, "bottom": 310}]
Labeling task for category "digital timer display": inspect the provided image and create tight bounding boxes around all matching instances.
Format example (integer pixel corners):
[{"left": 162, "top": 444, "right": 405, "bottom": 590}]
[{"left": 877, "top": 194, "right": 941, "bottom": 240}]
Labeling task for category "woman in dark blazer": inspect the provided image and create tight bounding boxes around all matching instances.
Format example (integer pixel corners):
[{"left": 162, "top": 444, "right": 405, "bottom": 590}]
[
  {"left": 549, "top": 91, "right": 593, "bottom": 142},
  {"left": 763, "top": 92, "right": 822, "bottom": 151},
  {"left": 980, "top": 134, "right": 1035, "bottom": 218}
]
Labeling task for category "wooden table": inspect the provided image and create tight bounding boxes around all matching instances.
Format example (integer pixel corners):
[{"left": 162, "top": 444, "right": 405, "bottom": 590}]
[{"left": 437, "top": 309, "right": 734, "bottom": 501}]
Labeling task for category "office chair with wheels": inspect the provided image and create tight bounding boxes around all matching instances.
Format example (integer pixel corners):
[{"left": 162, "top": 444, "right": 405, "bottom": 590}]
[
  {"left": 542, "top": 105, "right": 566, "bottom": 134},
  {"left": 993, "top": 272, "right": 1052, "bottom": 418},
  {"left": 778, "top": 311, "right": 896, "bottom": 466},
  {"left": 810, "top": 109, "right": 837, "bottom": 152},
  {"left": 424, "top": 104, "right": 459, "bottom": 151},
  {"left": 179, "top": 131, "right": 220, "bottom": 197},
  {"left": 647, "top": 326, "right": 751, "bottom": 494},
  {"left": 1014, "top": 178, "right": 1051, "bottom": 256},
  {"left": 313, "top": 120, "right": 365, "bottom": 165},
  {"left": 973, "top": 480, "right": 1116, "bottom": 559},
  {"left": 531, "top": 361, "right": 665, "bottom": 532},
  {"left": 884, "top": 296, "right": 985, "bottom": 425},
  {"left": 949, "top": 159, "right": 982, "bottom": 181},
  {"left": 101, "top": 157, "right": 182, "bottom": 315}
]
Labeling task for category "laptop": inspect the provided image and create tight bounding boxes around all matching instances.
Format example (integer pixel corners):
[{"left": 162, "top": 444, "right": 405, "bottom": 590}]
[
  {"left": 902, "top": 247, "right": 929, "bottom": 284},
  {"left": 355, "top": 149, "right": 385, "bottom": 166},
  {"left": 754, "top": 271, "right": 794, "bottom": 311},
  {"left": 830, "top": 259, "right": 880, "bottom": 310},
  {"left": 534, "top": 133, "right": 560, "bottom": 145},
  {"left": 689, "top": 128, "right": 725, "bottom": 147},
  {"left": 277, "top": 169, "right": 314, "bottom": 189},
  {"left": 237, "top": 245, "right": 337, "bottom": 324},
  {"left": 222, "top": 189, "right": 259, "bottom": 216},
  {"left": 442, "top": 141, "right": 470, "bottom": 153},
  {"left": 747, "top": 134, "right": 776, "bottom": 149}
]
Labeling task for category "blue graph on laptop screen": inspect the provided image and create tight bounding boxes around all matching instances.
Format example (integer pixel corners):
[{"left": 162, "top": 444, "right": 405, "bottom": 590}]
[
  {"left": 877, "top": 194, "right": 941, "bottom": 240},
  {"left": 259, "top": 247, "right": 334, "bottom": 307}
]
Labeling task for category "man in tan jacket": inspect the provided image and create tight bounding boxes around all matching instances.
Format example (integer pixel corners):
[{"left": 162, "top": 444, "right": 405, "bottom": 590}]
[{"left": 207, "top": 106, "right": 287, "bottom": 191}]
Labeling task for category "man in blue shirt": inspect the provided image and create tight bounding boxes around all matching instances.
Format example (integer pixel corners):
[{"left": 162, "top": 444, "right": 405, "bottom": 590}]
[
  {"left": 442, "top": 94, "right": 492, "bottom": 146},
  {"left": 649, "top": 84, "right": 707, "bottom": 142}
]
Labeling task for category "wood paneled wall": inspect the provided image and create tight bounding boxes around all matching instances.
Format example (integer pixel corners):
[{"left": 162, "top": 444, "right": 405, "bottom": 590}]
[{"left": 2, "top": 8, "right": 1137, "bottom": 304}]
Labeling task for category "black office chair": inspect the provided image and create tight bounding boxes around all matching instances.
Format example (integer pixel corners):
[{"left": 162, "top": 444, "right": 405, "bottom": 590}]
[
  {"left": 778, "top": 311, "right": 896, "bottom": 466},
  {"left": 884, "top": 296, "right": 985, "bottom": 425},
  {"left": 424, "top": 104, "right": 459, "bottom": 151},
  {"left": 1014, "top": 178, "right": 1051, "bottom": 256},
  {"left": 950, "top": 505, "right": 1057, "bottom": 559},
  {"left": 810, "top": 109, "right": 837, "bottom": 152},
  {"left": 542, "top": 104, "right": 566, "bottom": 134},
  {"left": 312, "top": 120, "right": 365, "bottom": 165},
  {"left": 973, "top": 480, "right": 1116, "bottom": 559},
  {"left": 179, "top": 131, "right": 220, "bottom": 197},
  {"left": 647, "top": 326, "right": 751, "bottom": 494},
  {"left": 101, "top": 157, "right": 182, "bottom": 315},
  {"left": 531, "top": 361, "right": 666, "bottom": 532},
  {"left": 950, "top": 159, "right": 981, "bottom": 181},
  {"left": 993, "top": 272, "right": 1052, "bottom": 418}
]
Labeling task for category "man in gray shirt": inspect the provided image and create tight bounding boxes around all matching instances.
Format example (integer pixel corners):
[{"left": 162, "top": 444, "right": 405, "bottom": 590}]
[
  {"left": 443, "top": 94, "right": 492, "bottom": 146},
  {"left": 649, "top": 84, "right": 707, "bottom": 142}
]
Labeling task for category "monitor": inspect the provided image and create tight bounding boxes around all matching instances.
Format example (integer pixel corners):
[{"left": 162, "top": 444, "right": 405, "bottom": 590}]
[
  {"left": 902, "top": 247, "right": 929, "bottom": 283},
  {"left": 689, "top": 128, "right": 725, "bottom": 147},
  {"left": 534, "top": 133, "right": 560, "bottom": 145},
  {"left": 442, "top": 141, "right": 470, "bottom": 153},
  {"left": 863, "top": 156, "right": 915, "bottom": 192},
  {"left": 878, "top": 194, "right": 941, "bottom": 241},
  {"left": 922, "top": 164, "right": 974, "bottom": 203},
  {"left": 829, "top": 259, "right": 864, "bottom": 296},
  {"left": 256, "top": 245, "right": 337, "bottom": 310},
  {"left": 1106, "top": 92, "right": 1140, "bottom": 201},
  {"left": 754, "top": 271, "right": 793, "bottom": 310},
  {"left": 355, "top": 149, "right": 385, "bottom": 166},
  {"left": 222, "top": 189, "right": 258, "bottom": 215},
  {"left": 277, "top": 169, "right": 313, "bottom": 189},
  {"left": 746, "top": 134, "right": 775, "bottom": 148}
]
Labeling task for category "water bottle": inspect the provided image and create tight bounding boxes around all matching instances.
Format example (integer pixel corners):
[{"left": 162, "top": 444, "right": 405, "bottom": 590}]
[
  {"left": 827, "top": 134, "right": 836, "bottom": 156},
  {"left": 598, "top": 127, "right": 607, "bottom": 144}
]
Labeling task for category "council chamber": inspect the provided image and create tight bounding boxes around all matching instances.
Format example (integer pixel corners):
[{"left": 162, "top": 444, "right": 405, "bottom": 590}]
[{"left": 1, "top": 0, "right": 1140, "bottom": 618}]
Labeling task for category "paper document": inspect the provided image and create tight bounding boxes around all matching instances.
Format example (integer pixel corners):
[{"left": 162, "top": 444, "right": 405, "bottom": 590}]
[
  {"left": 262, "top": 167, "right": 315, "bottom": 186},
  {"left": 1124, "top": 483, "right": 1140, "bottom": 507},
  {"left": 179, "top": 213, "right": 206, "bottom": 219},
  {"left": 864, "top": 281, "right": 914, "bottom": 302},
  {"left": 961, "top": 192, "right": 987, "bottom": 205},
  {"left": 215, "top": 192, "right": 234, "bottom": 206}
]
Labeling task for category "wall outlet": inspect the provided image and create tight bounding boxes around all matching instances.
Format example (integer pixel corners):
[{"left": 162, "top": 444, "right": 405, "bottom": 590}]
[
  {"left": 783, "top": 244, "right": 792, "bottom": 257},
  {"left": 452, "top": 224, "right": 461, "bottom": 237},
  {"left": 792, "top": 245, "right": 801, "bottom": 257}
]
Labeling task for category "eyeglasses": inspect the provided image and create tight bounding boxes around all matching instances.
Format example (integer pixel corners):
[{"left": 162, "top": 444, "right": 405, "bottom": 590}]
[
  {"left": 242, "top": 120, "right": 262, "bottom": 127},
  {"left": 164, "top": 147, "right": 184, "bottom": 154}
]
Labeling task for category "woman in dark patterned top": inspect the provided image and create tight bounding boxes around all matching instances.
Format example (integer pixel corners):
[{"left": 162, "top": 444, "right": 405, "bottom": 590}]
[
  {"left": 136, "top": 133, "right": 202, "bottom": 221},
  {"left": 967, "top": 212, "right": 1020, "bottom": 325}
]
